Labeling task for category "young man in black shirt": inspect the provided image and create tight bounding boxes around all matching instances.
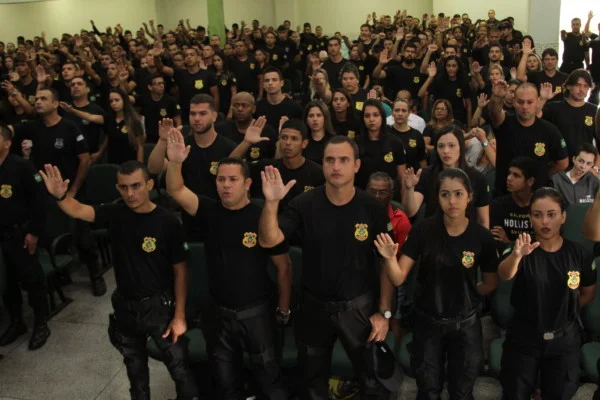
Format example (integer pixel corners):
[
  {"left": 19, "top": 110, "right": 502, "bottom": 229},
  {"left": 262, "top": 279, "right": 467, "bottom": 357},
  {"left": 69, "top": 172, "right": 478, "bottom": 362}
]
[
  {"left": 40, "top": 161, "right": 199, "bottom": 400},
  {"left": 155, "top": 47, "right": 218, "bottom": 124},
  {"left": 517, "top": 45, "right": 568, "bottom": 101},
  {"left": 254, "top": 67, "right": 303, "bottom": 132},
  {"left": 560, "top": 18, "right": 590, "bottom": 73},
  {"left": 258, "top": 136, "right": 396, "bottom": 399},
  {"left": 489, "top": 81, "right": 569, "bottom": 194},
  {"left": 134, "top": 73, "right": 181, "bottom": 144},
  {"left": 0, "top": 125, "right": 50, "bottom": 350},
  {"left": 165, "top": 136, "right": 291, "bottom": 398},
  {"left": 230, "top": 39, "right": 262, "bottom": 97},
  {"left": 308, "top": 38, "right": 348, "bottom": 89},
  {"left": 9, "top": 88, "right": 106, "bottom": 296},
  {"left": 264, "top": 31, "right": 286, "bottom": 71},
  {"left": 215, "top": 92, "right": 277, "bottom": 162},
  {"left": 490, "top": 157, "right": 537, "bottom": 252},
  {"left": 14, "top": 55, "right": 37, "bottom": 107},
  {"left": 147, "top": 94, "right": 236, "bottom": 240},
  {"left": 373, "top": 43, "right": 425, "bottom": 101}
]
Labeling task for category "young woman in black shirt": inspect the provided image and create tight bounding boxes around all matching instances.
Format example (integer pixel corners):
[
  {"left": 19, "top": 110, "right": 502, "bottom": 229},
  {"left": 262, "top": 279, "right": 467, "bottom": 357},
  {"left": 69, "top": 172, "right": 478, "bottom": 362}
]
[
  {"left": 212, "top": 52, "right": 237, "bottom": 117},
  {"left": 303, "top": 100, "right": 335, "bottom": 164},
  {"left": 329, "top": 88, "right": 360, "bottom": 139},
  {"left": 499, "top": 187, "right": 596, "bottom": 399},
  {"left": 375, "top": 168, "right": 498, "bottom": 399}
]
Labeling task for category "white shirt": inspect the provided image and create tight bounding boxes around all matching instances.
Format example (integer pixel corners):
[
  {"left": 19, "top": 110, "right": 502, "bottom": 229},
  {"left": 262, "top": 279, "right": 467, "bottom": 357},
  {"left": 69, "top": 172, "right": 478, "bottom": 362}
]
[{"left": 386, "top": 113, "right": 426, "bottom": 133}]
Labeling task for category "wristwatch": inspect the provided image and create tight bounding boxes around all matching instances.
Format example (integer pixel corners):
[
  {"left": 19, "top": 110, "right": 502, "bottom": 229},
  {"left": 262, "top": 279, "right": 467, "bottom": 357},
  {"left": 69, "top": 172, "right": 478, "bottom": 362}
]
[
  {"left": 594, "top": 166, "right": 600, "bottom": 174},
  {"left": 379, "top": 310, "right": 392, "bottom": 319},
  {"left": 276, "top": 308, "right": 291, "bottom": 319},
  {"left": 481, "top": 141, "right": 489, "bottom": 147}
]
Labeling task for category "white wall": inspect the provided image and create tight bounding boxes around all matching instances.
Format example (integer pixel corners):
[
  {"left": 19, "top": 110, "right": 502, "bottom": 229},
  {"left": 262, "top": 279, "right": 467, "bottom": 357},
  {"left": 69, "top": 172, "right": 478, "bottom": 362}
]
[
  {"left": 0, "top": 0, "right": 157, "bottom": 42},
  {"left": 432, "top": 0, "right": 530, "bottom": 33}
]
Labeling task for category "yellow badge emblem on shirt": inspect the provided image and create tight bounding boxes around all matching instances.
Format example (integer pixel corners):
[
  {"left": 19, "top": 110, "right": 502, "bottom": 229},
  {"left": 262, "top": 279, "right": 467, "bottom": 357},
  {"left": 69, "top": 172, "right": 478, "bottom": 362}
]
[
  {"left": 28, "top": 95, "right": 35, "bottom": 105},
  {"left": 272, "top": 54, "right": 279, "bottom": 61},
  {"left": 567, "top": 271, "right": 580, "bottom": 289},
  {"left": 408, "top": 139, "right": 417, "bottom": 148},
  {"left": 250, "top": 63, "right": 255, "bottom": 70},
  {"left": 556, "top": 86, "right": 562, "bottom": 93},
  {"left": 585, "top": 116, "right": 593, "bottom": 126},
  {"left": 250, "top": 147, "right": 260, "bottom": 159},
  {"left": 413, "top": 76, "right": 420, "bottom": 83},
  {"left": 242, "top": 232, "right": 257, "bottom": 248},
  {"left": 194, "top": 80, "right": 204, "bottom": 90},
  {"left": 160, "top": 108, "right": 167, "bottom": 117},
  {"left": 359, "top": 65, "right": 365, "bottom": 71},
  {"left": 221, "top": 79, "right": 227, "bottom": 86},
  {"left": 462, "top": 251, "right": 475, "bottom": 268},
  {"left": 210, "top": 161, "right": 218, "bottom": 175},
  {"left": 0, "top": 184, "right": 13, "bottom": 199},
  {"left": 354, "top": 223, "right": 368, "bottom": 241},
  {"left": 347, "top": 130, "right": 356, "bottom": 139},
  {"left": 384, "top": 152, "right": 394, "bottom": 163},
  {"left": 121, "top": 125, "right": 128, "bottom": 134},
  {"left": 307, "top": 45, "right": 313, "bottom": 51},
  {"left": 534, "top": 142, "right": 546, "bottom": 157},
  {"left": 304, "top": 185, "right": 314, "bottom": 192},
  {"left": 142, "top": 237, "right": 157, "bottom": 253},
  {"left": 355, "top": 101, "right": 364, "bottom": 111},
  {"left": 456, "top": 88, "right": 463, "bottom": 97}
]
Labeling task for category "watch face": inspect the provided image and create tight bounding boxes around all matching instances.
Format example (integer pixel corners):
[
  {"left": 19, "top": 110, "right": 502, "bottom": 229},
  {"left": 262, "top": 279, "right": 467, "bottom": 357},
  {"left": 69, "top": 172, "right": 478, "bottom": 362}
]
[{"left": 383, "top": 310, "right": 392, "bottom": 319}]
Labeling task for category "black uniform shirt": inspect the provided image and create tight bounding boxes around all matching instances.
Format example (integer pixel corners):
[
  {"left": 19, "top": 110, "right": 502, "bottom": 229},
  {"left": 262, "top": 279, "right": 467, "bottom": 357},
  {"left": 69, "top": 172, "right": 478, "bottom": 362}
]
[
  {"left": 562, "top": 33, "right": 588, "bottom": 63},
  {"left": 509, "top": 239, "right": 596, "bottom": 332},
  {"left": 215, "top": 120, "right": 277, "bottom": 162},
  {"left": 229, "top": 56, "right": 261, "bottom": 95},
  {"left": 526, "top": 70, "right": 568, "bottom": 101},
  {"left": 136, "top": 94, "right": 181, "bottom": 144},
  {"left": 173, "top": 68, "right": 217, "bottom": 122},
  {"left": 430, "top": 78, "right": 472, "bottom": 124},
  {"left": 94, "top": 204, "right": 187, "bottom": 300},
  {"left": 63, "top": 102, "right": 106, "bottom": 154},
  {"left": 322, "top": 58, "right": 349, "bottom": 89},
  {"left": 104, "top": 119, "right": 140, "bottom": 165},
  {"left": 194, "top": 198, "right": 288, "bottom": 309},
  {"left": 356, "top": 136, "right": 406, "bottom": 189},
  {"left": 278, "top": 186, "right": 393, "bottom": 301},
  {"left": 389, "top": 126, "right": 426, "bottom": 171},
  {"left": 254, "top": 97, "right": 304, "bottom": 132},
  {"left": 303, "top": 134, "right": 333, "bottom": 165},
  {"left": 402, "top": 217, "right": 499, "bottom": 319},
  {"left": 489, "top": 194, "right": 533, "bottom": 251},
  {"left": 332, "top": 118, "right": 361, "bottom": 139},
  {"left": 0, "top": 155, "right": 46, "bottom": 236},
  {"left": 383, "top": 64, "right": 426, "bottom": 100}
]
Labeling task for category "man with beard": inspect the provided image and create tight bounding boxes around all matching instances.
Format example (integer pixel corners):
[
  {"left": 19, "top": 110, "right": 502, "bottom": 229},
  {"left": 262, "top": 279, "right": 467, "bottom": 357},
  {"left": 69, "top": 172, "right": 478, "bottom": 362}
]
[
  {"left": 517, "top": 43, "right": 568, "bottom": 101},
  {"left": 147, "top": 94, "right": 236, "bottom": 240},
  {"left": 372, "top": 42, "right": 425, "bottom": 101},
  {"left": 215, "top": 92, "right": 277, "bottom": 162}
]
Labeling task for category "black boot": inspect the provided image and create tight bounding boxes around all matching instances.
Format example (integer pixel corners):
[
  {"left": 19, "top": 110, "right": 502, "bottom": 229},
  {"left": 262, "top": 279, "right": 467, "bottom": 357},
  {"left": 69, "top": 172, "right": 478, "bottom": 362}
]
[
  {"left": 28, "top": 323, "right": 51, "bottom": 350},
  {"left": 0, "top": 320, "right": 27, "bottom": 346}
]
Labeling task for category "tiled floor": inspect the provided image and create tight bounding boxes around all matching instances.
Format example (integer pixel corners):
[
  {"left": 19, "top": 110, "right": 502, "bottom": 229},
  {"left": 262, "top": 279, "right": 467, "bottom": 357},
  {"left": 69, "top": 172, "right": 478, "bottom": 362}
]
[{"left": 0, "top": 266, "right": 597, "bottom": 400}]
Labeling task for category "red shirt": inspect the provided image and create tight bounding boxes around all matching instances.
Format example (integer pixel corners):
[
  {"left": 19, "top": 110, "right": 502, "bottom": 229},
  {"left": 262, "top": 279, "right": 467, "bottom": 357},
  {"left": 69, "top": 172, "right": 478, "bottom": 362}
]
[{"left": 388, "top": 203, "right": 411, "bottom": 258}]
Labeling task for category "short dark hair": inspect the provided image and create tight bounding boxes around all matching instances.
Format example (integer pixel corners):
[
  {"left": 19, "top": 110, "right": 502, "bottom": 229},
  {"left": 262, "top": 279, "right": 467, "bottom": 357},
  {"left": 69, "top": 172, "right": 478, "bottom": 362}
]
[
  {"left": 148, "top": 72, "right": 164, "bottom": 84},
  {"left": 328, "top": 37, "right": 341, "bottom": 47},
  {"left": 190, "top": 94, "right": 215, "bottom": 111},
  {"left": 217, "top": 157, "right": 250, "bottom": 179},
  {"left": 118, "top": 161, "right": 150, "bottom": 181},
  {"left": 367, "top": 171, "right": 394, "bottom": 191},
  {"left": 530, "top": 187, "right": 566, "bottom": 213},
  {"left": 324, "top": 135, "right": 359, "bottom": 160},
  {"left": 509, "top": 156, "right": 539, "bottom": 181},
  {"left": 38, "top": 87, "right": 60, "bottom": 101},
  {"left": 71, "top": 76, "right": 89, "bottom": 87},
  {"left": 542, "top": 48, "right": 558, "bottom": 59},
  {"left": 340, "top": 63, "right": 359, "bottom": 79},
  {"left": 262, "top": 66, "right": 283, "bottom": 80},
  {"left": 578, "top": 143, "right": 599, "bottom": 157},
  {"left": 281, "top": 118, "right": 308, "bottom": 140},
  {"left": 0, "top": 124, "right": 12, "bottom": 142},
  {"left": 488, "top": 42, "right": 502, "bottom": 52}
]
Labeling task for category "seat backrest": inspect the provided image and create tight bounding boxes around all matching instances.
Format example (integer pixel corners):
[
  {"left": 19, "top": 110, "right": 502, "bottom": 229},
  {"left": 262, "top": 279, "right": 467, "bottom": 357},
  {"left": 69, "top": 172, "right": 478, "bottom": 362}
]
[
  {"left": 40, "top": 201, "right": 75, "bottom": 248},
  {"left": 564, "top": 203, "right": 595, "bottom": 252},
  {"left": 581, "top": 257, "right": 600, "bottom": 333},
  {"left": 187, "top": 242, "right": 209, "bottom": 306},
  {"left": 83, "top": 164, "right": 121, "bottom": 205},
  {"left": 490, "top": 277, "right": 515, "bottom": 329}
]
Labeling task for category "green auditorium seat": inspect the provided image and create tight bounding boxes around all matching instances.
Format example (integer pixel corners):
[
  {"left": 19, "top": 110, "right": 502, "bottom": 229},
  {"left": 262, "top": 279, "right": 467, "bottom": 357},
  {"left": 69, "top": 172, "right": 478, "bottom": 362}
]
[
  {"left": 564, "top": 203, "right": 595, "bottom": 252},
  {"left": 488, "top": 277, "right": 515, "bottom": 377},
  {"left": 580, "top": 257, "right": 600, "bottom": 383}
]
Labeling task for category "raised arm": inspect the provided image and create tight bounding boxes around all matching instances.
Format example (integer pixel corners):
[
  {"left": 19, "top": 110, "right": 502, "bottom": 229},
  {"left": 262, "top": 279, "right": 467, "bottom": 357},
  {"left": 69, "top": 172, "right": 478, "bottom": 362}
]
[
  {"left": 498, "top": 233, "right": 539, "bottom": 280},
  {"left": 400, "top": 167, "right": 424, "bottom": 218},
  {"left": 516, "top": 40, "right": 534, "bottom": 82},
  {"left": 39, "top": 164, "right": 96, "bottom": 222},
  {"left": 148, "top": 118, "right": 175, "bottom": 173},
  {"left": 374, "top": 233, "right": 415, "bottom": 286},
  {"left": 257, "top": 166, "right": 296, "bottom": 248},
  {"left": 372, "top": 49, "right": 390, "bottom": 79},
  {"left": 417, "top": 62, "right": 437, "bottom": 99},
  {"left": 229, "top": 116, "right": 270, "bottom": 158},
  {"left": 60, "top": 102, "right": 104, "bottom": 124},
  {"left": 165, "top": 128, "right": 199, "bottom": 216},
  {"left": 489, "top": 80, "right": 508, "bottom": 128}
]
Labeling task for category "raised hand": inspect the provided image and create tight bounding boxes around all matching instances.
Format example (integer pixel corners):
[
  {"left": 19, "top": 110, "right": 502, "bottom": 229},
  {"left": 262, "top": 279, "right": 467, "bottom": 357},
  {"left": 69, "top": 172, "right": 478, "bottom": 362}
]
[
  {"left": 374, "top": 233, "right": 399, "bottom": 260},
  {"left": 472, "top": 127, "right": 487, "bottom": 143},
  {"left": 158, "top": 118, "right": 177, "bottom": 140},
  {"left": 367, "top": 88, "right": 377, "bottom": 99},
  {"left": 278, "top": 116, "right": 289, "bottom": 134},
  {"left": 244, "top": 116, "right": 270, "bottom": 144},
  {"left": 59, "top": 101, "right": 73, "bottom": 113},
  {"left": 39, "top": 164, "right": 70, "bottom": 199},
  {"left": 379, "top": 49, "right": 390, "bottom": 65},
  {"left": 477, "top": 93, "right": 489, "bottom": 108},
  {"left": 166, "top": 128, "right": 190, "bottom": 163},
  {"left": 471, "top": 61, "right": 482, "bottom": 74},
  {"left": 428, "top": 43, "right": 438, "bottom": 53},
  {"left": 427, "top": 62, "right": 437, "bottom": 77},
  {"left": 261, "top": 165, "right": 296, "bottom": 202},
  {"left": 539, "top": 82, "right": 557, "bottom": 100},
  {"left": 403, "top": 167, "right": 422, "bottom": 189},
  {"left": 491, "top": 226, "right": 510, "bottom": 243},
  {"left": 491, "top": 80, "right": 508, "bottom": 98},
  {"left": 513, "top": 233, "right": 540, "bottom": 257},
  {"left": 522, "top": 39, "right": 534, "bottom": 56},
  {"left": 1, "top": 80, "right": 16, "bottom": 93},
  {"left": 35, "top": 64, "right": 48, "bottom": 84}
]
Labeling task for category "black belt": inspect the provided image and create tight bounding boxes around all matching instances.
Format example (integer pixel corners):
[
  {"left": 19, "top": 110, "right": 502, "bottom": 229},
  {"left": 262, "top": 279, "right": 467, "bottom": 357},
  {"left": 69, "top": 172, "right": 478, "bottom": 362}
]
[
  {"left": 302, "top": 291, "right": 374, "bottom": 313},
  {"left": 540, "top": 320, "right": 577, "bottom": 341},
  {"left": 214, "top": 300, "right": 271, "bottom": 320},
  {"left": 416, "top": 309, "right": 478, "bottom": 331},
  {"left": 114, "top": 291, "right": 174, "bottom": 313}
]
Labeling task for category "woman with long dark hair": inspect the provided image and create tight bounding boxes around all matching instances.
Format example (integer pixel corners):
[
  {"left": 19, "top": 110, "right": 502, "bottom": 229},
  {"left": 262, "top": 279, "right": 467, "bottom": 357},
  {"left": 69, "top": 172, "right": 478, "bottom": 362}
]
[
  {"left": 212, "top": 51, "right": 237, "bottom": 116},
  {"left": 375, "top": 168, "right": 498, "bottom": 399},
  {"left": 93, "top": 88, "right": 145, "bottom": 164},
  {"left": 499, "top": 187, "right": 596, "bottom": 399},
  {"left": 402, "top": 124, "right": 490, "bottom": 228},
  {"left": 303, "top": 100, "right": 336, "bottom": 164},
  {"left": 329, "top": 88, "right": 360, "bottom": 139},
  {"left": 355, "top": 99, "right": 406, "bottom": 191}
]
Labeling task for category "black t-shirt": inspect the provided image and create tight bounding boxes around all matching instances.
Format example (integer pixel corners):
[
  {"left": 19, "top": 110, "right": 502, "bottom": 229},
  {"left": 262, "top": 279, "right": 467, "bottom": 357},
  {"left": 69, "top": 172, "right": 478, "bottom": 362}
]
[
  {"left": 356, "top": 135, "right": 407, "bottom": 189},
  {"left": 194, "top": 197, "right": 288, "bottom": 309},
  {"left": 278, "top": 186, "right": 393, "bottom": 301},
  {"left": 14, "top": 118, "right": 89, "bottom": 182},
  {"left": 494, "top": 115, "right": 568, "bottom": 194},
  {"left": 402, "top": 217, "right": 499, "bottom": 319},
  {"left": 350, "top": 89, "right": 368, "bottom": 113},
  {"left": 94, "top": 204, "right": 187, "bottom": 300},
  {"left": 589, "top": 39, "right": 600, "bottom": 77},
  {"left": 542, "top": 100, "right": 598, "bottom": 161},
  {"left": 254, "top": 97, "right": 304, "bottom": 132},
  {"left": 489, "top": 194, "right": 533, "bottom": 251},
  {"left": 332, "top": 118, "right": 361, "bottom": 139},
  {"left": 349, "top": 59, "right": 370, "bottom": 87},
  {"left": 249, "top": 158, "right": 325, "bottom": 210},
  {"left": 173, "top": 68, "right": 217, "bottom": 123},
  {"left": 509, "top": 239, "right": 596, "bottom": 332},
  {"left": 303, "top": 134, "right": 334, "bottom": 164},
  {"left": 215, "top": 72, "right": 237, "bottom": 115},
  {"left": 229, "top": 56, "right": 261, "bottom": 95},
  {"left": 215, "top": 120, "right": 277, "bottom": 162},
  {"left": 104, "top": 119, "right": 142, "bottom": 165},
  {"left": 62, "top": 102, "right": 106, "bottom": 153},
  {"left": 136, "top": 94, "right": 181, "bottom": 144},
  {"left": 383, "top": 63, "right": 426, "bottom": 100},
  {"left": 264, "top": 45, "right": 287, "bottom": 70},
  {"left": 51, "top": 79, "right": 73, "bottom": 104},
  {"left": 562, "top": 33, "right": 588, "bottom": 63},
  {"left": 430, "top": 78, "right": 472, "bottom": 124},
  {"left": 415, "top": 166, "right": 490, "bottom": 220},
  {"left": 526, "top": 70, "right": 568, "bottom": 101},
  {"left": 16, "top": 79, "right": 38, "bottom": 107},
  {"left": 389, "top": 126, "right": 426, "bottom": 171},
  {"left": 322, "top": 58, "right": 349, "bottom": 89}
]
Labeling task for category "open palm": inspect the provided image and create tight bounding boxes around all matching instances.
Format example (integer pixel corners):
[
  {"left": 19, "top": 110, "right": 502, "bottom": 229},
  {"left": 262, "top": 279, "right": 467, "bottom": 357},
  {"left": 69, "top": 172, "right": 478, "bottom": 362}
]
[
  {"left": 166, "top": 129, "right": 190, "bottom": 163},
  {"left": 39, "top": 164, "right": 69, "bottom": 199},
  {"left": 261, "top": 166, "right": 296, "bottom": 201}
]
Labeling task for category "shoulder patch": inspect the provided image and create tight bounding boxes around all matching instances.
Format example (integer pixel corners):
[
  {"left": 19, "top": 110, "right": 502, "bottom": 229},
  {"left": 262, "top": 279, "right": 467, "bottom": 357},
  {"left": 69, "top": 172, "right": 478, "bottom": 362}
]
[
  {"left": 502, "top": 247, "right": 512, "bottom": 256},
  {"left": 34, "top": 173, "right": 42, "bottom": 183},
  {"left": 387, "top": 222, "right": 393, "bottom": 232}
]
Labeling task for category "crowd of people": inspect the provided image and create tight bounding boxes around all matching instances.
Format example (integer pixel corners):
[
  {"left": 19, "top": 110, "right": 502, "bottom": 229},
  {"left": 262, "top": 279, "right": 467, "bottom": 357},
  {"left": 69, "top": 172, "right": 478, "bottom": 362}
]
[{"left": 1, "top": 6, "right": 600, "bottom": 400}]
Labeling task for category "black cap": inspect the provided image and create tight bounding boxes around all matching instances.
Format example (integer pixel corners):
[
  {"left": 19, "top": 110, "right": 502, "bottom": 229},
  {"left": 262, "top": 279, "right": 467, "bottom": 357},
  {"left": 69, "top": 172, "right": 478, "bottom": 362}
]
[{"left": 364, "top": 341, "right": 403, "bottom": 391}]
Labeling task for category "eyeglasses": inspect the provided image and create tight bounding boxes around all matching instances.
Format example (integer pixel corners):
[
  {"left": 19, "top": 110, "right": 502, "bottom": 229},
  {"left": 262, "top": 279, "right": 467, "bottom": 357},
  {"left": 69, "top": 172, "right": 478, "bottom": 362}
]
[{"left": 367, "top": 189, "right": 390, "bottom": 197}]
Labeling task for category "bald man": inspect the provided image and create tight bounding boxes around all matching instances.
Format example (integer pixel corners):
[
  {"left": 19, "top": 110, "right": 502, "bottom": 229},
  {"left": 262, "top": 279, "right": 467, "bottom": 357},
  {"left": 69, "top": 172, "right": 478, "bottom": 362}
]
[{"left": 215, "top": 92, "right": 278, "bottom": 162}]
